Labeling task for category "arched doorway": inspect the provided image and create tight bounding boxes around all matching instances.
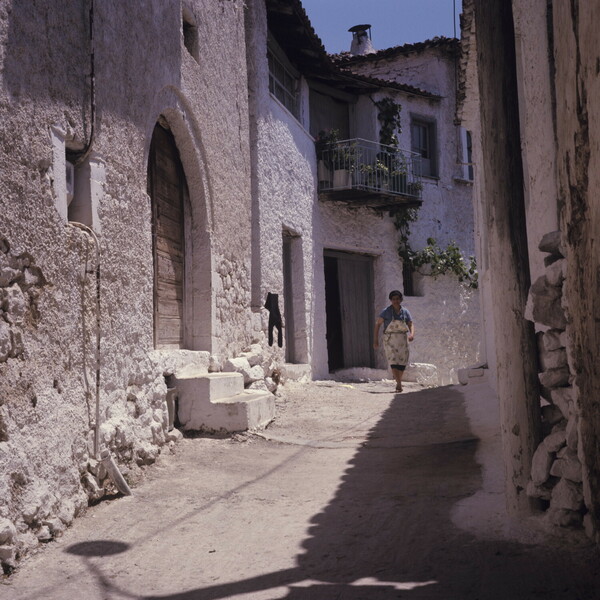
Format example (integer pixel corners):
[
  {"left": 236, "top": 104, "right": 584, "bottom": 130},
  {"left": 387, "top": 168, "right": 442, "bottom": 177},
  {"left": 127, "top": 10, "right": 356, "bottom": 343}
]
[{"left": 147, "top": 123, "right": 188, "bottom": 349}]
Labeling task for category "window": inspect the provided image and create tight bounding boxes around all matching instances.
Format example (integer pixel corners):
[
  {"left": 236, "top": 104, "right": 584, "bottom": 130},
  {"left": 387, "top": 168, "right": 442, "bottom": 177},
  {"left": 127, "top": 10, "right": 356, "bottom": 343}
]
[
  {"left": 182, "top": 7, "right": 199, "bottom": 62},
  {"left": 460, "top": 127, "right": 474, "bottom": 181},
  {"left": 403, "top": 261, "right": 424, "bottom": 297},
  {"left": 268, "top": 47, "right": 299, "bottom": 118},
  {"left": 411, "top": 117, "right": 437, "bottom": 177}
]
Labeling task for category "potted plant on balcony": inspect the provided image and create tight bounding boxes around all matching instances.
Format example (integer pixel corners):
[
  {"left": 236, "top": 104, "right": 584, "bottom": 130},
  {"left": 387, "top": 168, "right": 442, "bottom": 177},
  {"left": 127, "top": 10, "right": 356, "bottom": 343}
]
[
  {"left": 407, "top": 181, "right": 423, "bottom": 197},
  {"left": 360, "top": 158, "right": 390, "bottom": 189},
  {"left": 315, "top": 129, "right": 357, "bottom": 189},
  {"left": 315, "top": 129, "right": 336, "bottom": 188}
]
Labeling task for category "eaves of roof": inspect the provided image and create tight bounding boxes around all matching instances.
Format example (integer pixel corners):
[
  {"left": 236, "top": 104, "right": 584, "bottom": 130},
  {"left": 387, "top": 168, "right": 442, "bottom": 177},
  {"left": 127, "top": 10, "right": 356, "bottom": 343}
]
[
  {"left": 334, "top": 36, "right": 460, "bottom": 66},
  {"left": 265, "top": 0, "right": 441, "bottom": 100}
]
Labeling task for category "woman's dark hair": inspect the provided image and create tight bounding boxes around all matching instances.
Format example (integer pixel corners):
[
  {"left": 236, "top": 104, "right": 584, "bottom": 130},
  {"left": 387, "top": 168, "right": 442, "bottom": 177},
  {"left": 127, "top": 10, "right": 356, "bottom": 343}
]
[{"left": 389, "top": 290, "right": 403, "bottom": 300}]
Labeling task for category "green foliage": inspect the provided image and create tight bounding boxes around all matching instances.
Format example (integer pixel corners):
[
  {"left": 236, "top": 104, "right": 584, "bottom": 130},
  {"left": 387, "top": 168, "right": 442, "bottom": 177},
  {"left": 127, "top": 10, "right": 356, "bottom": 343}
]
[
  {"left": 375, "top": 98, "right": 402, "bottom": 148},
  {"left": 394, "top": 209, "right": 478, "bottom": 289},
  {"left": 315, "top": 129, "right": 358, "bottom": 170}
]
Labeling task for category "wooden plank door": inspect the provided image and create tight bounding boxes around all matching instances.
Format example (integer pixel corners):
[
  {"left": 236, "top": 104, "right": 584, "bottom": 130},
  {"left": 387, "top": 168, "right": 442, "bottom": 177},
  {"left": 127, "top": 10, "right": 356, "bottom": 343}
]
[
  {"left": 324, "top": 251, "right": 374, "bottom": 370},
  {"left": 148, "top": 124, "right": 186, "bottom": 349}
]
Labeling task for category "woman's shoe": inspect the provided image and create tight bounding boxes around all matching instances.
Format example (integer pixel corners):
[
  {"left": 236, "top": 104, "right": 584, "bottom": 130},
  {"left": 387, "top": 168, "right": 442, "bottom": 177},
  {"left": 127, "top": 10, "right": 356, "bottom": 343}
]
[{"left": 395, "top": 384, "right": 403, "bottom": 392}]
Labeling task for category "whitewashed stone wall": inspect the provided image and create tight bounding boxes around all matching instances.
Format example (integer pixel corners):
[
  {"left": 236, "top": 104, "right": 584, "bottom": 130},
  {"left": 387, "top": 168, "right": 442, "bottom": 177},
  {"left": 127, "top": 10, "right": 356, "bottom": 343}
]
[
  {"left": 0, "top": 0, "right": 254, "bottom": 571},
  {"left": 313, "top": 203, "right": 404, "bottom": 379},
  {"left": 245, "top": 0, "right": 315, "bottom": 370},
  {"left": 346, "top": 47, "right": 481, "bottom": 383}
]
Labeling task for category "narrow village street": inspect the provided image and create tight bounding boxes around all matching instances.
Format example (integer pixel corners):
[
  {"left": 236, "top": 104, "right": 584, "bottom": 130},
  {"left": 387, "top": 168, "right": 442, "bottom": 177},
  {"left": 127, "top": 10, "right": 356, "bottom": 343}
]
[{"left": 2, "top": 378, "right": 599, "bottom": 600}]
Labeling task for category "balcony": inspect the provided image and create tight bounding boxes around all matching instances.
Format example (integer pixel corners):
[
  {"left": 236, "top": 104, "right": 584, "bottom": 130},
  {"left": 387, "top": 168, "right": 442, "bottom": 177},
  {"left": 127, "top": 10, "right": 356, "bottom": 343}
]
[{"left": 317, "top": 138, "right": 422, "bottom": 209}]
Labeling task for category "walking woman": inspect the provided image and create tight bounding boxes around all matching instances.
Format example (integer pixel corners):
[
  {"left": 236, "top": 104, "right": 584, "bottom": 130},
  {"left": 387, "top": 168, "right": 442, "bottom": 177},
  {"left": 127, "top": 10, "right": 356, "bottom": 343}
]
[{"left": 373, "top": 290, "right": 415, "bottom": 392}]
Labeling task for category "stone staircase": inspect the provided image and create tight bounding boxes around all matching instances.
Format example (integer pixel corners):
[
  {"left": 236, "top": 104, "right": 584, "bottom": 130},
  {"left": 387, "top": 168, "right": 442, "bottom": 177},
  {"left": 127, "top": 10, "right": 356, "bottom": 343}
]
[{"left": 174, "top": 369, "right": 275, "bottom": 432}]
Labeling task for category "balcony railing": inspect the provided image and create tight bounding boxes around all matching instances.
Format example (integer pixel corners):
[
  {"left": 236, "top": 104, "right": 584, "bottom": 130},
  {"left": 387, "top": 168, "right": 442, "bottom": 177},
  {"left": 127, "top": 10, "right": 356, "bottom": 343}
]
[{"left": 317, "top": 138, "right": 422, "bottom": 207}]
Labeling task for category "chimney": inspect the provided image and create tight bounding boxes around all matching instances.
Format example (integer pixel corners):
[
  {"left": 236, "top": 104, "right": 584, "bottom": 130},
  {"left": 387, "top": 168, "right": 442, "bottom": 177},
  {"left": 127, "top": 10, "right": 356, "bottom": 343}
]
[{"left": 349, "top": 24, "right": 376, "bottom": 56}]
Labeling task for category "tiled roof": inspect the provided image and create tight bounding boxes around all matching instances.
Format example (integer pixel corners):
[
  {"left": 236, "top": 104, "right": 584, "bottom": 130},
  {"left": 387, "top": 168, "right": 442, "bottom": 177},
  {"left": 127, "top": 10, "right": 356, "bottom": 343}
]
[
  {"left": 333, "top": 36, "right": 459, "bottom": 65},
  {"left": 266, "top": 0, "right": 441, "bottom": 99}
]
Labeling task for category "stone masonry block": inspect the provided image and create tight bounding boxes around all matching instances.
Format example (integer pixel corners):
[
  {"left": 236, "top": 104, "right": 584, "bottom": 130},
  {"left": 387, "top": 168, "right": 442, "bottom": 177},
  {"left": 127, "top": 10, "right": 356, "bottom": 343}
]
[
  {"left": 543, "top": 429, "right": 566, "bottom": 453},
  {"left": 541, "top": 404, "right": 564, "bottom": 426},
  {"left": 550, "top": 387, "right": 574, "bottom": 419},
  {"left": 539, "top": 347, "right": 567, "bottom": 372},
  {"left": 545, "top": 258, "right": 566, "bottom": 287},
  {"left": 525, "top": 275, "right": 567, "bottom": 329},
  {"left": 539, "top": 367, "right": 570, "bottom": 389},
  {"left": 550, "top": 478, "right": 583, "bottom": 512},
  {"left": 542, "top": 329, "right": 565, "bottom": 352},
  {"left": 538, "top": 231, "right": 564, "bottom": 256},
  {"left": 550, "top": 447, "right": 582, "bottom": 482},
  {"left": 531, "top": 443, "right": 554, "bottom": 485}
]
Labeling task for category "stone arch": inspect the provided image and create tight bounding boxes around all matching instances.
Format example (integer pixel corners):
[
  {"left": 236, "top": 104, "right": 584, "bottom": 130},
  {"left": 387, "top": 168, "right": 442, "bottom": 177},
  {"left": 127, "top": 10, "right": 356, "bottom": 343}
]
[{"left": 144, "top": 87, "right": 214, "bottom": 352}]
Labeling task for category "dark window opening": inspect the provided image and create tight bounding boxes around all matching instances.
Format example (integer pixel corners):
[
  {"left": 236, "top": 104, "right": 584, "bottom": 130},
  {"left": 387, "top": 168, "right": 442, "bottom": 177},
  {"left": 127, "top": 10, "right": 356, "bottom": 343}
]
[
  {"left": 411, "top": 117, "right": 437, "bottom": 177},
  {"left": 183, "top": 10, "right": 199, "bottom": 62},
  {"left": 403, "top": 261, "right": 415, "bottom": 297},
  {"left": 403, "top": 261, "right": 424, "bottom": 297},
  {"left": 466, "top": 130, "right": 474, "bottom": 180}
]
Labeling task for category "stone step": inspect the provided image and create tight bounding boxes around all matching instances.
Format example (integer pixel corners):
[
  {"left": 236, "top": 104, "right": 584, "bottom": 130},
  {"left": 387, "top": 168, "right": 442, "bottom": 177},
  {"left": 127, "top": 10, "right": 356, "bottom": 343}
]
[
  {"left": 174, "top": 371, "right": 274, "bottom": 432},
  {"left": 176, "top": 371, "right": 244, "bottom": 403},
  {"left": 280, "top": 363, "right": 311, "bottom": 382}
]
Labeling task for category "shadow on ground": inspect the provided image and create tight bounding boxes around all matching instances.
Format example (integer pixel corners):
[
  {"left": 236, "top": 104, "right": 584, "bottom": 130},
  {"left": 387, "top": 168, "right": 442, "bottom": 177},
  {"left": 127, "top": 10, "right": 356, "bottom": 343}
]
[{"left": 67, "top": 386, "right": 600, "bottom": 599}]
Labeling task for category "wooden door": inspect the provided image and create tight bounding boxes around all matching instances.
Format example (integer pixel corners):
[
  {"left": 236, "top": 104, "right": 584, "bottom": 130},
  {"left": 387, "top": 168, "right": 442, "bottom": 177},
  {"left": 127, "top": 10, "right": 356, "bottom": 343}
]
[
  {"left": 324, "top": 251, "right": 374, "bottom": 370},
  {"left": 148, "top": 124, "right": 186, "bottom": 349}
]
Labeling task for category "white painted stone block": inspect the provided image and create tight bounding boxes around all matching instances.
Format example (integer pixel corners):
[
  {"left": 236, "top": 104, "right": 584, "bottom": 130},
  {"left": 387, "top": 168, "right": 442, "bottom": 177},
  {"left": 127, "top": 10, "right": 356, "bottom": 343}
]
[
  {"left": 280, "top": 363, "right": 311, "bottom": 382},
  {"left": 175, "top": 371, "right": 274, "bottom": 432}
]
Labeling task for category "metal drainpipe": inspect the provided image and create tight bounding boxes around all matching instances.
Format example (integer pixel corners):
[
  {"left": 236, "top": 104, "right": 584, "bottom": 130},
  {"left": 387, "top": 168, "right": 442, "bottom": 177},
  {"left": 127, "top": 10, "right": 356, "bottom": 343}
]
[
  {"left": 67, "top": 3, "right": 131, "bottom": 496},
  {"left": 69, "top": 222, "right": 132, "bottom": 496},
  {"left": 71, "top": 0, "right": 96, "bottom": 167}
]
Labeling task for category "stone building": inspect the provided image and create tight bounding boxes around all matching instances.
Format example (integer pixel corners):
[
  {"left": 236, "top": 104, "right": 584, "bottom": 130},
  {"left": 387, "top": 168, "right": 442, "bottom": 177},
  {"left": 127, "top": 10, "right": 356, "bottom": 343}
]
[
  {"left": 459, "top": 0, "right": 600, "bottom": 541},
  {"left": 335, "top": 36, "right": 480, "bottom": 384},
  {"left": 0, "top": 0, "right": 479, "bottom": 570}
]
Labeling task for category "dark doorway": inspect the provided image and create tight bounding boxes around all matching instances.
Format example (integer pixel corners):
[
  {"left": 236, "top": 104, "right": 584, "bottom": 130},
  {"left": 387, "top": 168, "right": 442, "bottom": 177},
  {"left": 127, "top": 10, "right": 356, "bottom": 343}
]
[
  {"left": 147, "top": 123, "right": 188, "bottom": 349},
  {"left": 324, "top": 250, "right": 374, "bottom": 372},
  {"left": 283, "top": 232, "right": 297, "bottom": 363}
]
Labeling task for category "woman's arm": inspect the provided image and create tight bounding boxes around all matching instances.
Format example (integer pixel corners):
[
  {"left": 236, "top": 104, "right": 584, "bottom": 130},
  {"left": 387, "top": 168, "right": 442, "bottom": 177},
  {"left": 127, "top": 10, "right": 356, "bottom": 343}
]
[
  {"left": 373, "top": 317, "right": 384, "bottom": 348},
  {"left": 407, "top": 320, "right": 414, "bottom": 342}
]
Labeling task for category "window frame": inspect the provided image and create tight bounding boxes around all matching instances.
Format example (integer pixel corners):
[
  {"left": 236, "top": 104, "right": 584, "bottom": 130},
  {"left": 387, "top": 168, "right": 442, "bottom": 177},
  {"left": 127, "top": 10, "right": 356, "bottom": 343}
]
[
  {"left": 267, "top": 34, "right": 300, "bottom": 120},
  {"left": 410, "top": 115, "right": 438, "bottom": 178}
]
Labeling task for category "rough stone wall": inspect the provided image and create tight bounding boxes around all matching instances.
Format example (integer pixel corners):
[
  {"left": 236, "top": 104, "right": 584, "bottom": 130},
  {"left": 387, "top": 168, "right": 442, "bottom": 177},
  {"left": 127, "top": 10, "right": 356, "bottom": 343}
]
[
  {"left": 467, "top": 0, "right": 600, "bottom": 538},
  {"left": 522, "top": 1, "right": 600, "bottom": 541},
  {"left": 0, "top": 0, "right": 253, "bottom": 571},
  {"left": 525, "top": 232, "right": 587, "bottom": 528}
]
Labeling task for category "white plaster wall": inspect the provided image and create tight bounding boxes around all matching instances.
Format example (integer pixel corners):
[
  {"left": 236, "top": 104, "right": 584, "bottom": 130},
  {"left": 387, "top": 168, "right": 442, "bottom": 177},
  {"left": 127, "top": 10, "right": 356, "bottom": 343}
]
[
  {"left": 404, "top": 275, "right": 481, "bottom": 384},
  {"left": 458, "top": 3, "right": 498, "bottom": 387},
  {"left": 347, "top": 48, "right": 481, "bottom": 383},
  {"left": 350, "top": 46, "right": 456, "bottom": 97},
  {"left": 0, "top": 0, "right": 253, "bottom": 567},
  {"left": 512, "top": 0, "right": 559, "bottom": 283},
  {"left": 313, "top": 204, "right": 404, "bottom": 379},
  {"left": 246, "top": 0, "right": 316, "bottom": 369}
]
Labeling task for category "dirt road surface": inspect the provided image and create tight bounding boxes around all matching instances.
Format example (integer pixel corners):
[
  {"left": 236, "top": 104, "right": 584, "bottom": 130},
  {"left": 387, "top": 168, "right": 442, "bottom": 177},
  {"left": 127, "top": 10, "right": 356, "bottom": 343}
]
[{"left": 2, "top": 378, "right": 600, "bottom": 599}]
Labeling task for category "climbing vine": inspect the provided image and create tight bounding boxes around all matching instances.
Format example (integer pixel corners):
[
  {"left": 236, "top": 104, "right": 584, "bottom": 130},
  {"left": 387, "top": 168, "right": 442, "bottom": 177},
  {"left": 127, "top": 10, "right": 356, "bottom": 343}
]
[
  {"left": 394, "top": 208, "right": 479, "bottom": 289},
  {"left": 374, "top": 97, "right": 477, "bottom": 289},
  {"left": 375, "top": 97, "right": 402, "bottom": 148}
]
